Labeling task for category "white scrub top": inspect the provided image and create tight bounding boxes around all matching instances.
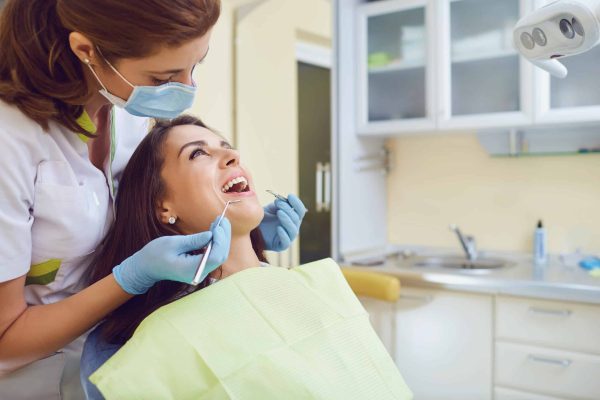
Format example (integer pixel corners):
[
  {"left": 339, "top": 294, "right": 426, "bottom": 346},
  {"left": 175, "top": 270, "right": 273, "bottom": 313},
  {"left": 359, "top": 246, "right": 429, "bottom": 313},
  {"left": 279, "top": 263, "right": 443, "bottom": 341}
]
[{"left": 0, "top": 100, "right": 149, "bottom": 305}]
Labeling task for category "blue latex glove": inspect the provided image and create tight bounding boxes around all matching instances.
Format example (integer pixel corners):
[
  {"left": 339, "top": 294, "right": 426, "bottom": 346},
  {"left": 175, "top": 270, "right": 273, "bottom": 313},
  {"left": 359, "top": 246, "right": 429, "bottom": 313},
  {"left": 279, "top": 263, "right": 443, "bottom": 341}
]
[
  {"left": 113, "top": 217, "right": 231, "bottom": 294},
  {"left": 259, "top": 194, "right": 307, "bottom": 252}
]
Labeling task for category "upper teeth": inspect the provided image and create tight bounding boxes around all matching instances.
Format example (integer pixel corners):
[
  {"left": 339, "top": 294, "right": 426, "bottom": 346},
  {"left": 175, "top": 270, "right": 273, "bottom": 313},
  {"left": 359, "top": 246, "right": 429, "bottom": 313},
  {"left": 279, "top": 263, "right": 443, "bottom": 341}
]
[{"left": 222, "top": 176, "right": 248, "bottom": 192}]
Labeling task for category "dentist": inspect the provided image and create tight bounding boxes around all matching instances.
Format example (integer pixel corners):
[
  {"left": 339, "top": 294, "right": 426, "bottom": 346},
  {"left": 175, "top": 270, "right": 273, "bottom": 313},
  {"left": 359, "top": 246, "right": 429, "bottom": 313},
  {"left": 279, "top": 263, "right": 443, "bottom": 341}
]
[{"left": 0, "top": 0, "right": 306, "bottom": 398}]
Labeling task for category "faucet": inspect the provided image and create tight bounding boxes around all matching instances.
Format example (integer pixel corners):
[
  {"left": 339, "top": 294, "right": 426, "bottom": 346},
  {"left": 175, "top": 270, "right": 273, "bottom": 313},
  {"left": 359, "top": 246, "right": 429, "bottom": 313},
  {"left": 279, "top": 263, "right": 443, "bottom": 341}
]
[{"left": 449, "top": 224, "right": 478, "bottom": 260}]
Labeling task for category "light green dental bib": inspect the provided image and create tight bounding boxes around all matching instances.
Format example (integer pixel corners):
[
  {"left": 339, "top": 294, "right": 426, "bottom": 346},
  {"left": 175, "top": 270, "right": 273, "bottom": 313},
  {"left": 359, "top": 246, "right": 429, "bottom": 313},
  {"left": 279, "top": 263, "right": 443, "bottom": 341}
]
[{"left": 91, "top": 258, "right": 413, "bottom": 399}]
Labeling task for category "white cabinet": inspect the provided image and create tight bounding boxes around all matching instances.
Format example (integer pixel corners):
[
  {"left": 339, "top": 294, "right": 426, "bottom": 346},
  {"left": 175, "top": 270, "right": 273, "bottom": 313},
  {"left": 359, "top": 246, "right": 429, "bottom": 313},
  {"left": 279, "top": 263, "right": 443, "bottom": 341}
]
[
  {"left": 355, "top": 0, "right": 533, "bottom": 135},
  {"left": 532, "top": 0, "right": 600, "bottom": 125},
  {"left": 437, "top": 0, "right": 532, "bottom": 130},
  {"left": 356, "top": 0, "right": 436, "bottom": 134},
  {"left": 360, "top": 287, "right": 600, "bottom": 400},
  {"left": 350, "top": 0, "right": 600, "bottom": 136},
  {"left": 495, "top": 295, "right": 600, "bottom": 400},
  {"left": 391, "top": 286, "right": 493, "bottom": 400}
]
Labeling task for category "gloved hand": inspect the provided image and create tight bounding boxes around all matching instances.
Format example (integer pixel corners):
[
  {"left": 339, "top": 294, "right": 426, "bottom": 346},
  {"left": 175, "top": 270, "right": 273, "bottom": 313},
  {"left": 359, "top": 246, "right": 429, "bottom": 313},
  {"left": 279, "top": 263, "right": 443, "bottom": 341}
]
[
  {"left": 259, "top": 194, "right": 307, "bottom": 252},
  {"left": 113, "top": 217, "right": 231, "bottom": 295}
]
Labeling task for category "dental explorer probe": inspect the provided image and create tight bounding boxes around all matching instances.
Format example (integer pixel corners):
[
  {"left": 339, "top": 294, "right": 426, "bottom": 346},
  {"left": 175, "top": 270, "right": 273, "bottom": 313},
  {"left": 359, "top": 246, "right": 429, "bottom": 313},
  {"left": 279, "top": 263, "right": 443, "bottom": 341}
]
[
  {"left": 191, "top": 200, "right": 241, "bottom": 286},
  {"left": 266, "top": 190, "right": 291, "bottom": 205}
]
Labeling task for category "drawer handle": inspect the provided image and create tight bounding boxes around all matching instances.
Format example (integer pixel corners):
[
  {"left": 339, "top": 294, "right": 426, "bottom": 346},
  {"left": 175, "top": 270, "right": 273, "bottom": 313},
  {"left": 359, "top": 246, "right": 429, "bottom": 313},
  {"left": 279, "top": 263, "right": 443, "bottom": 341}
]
[
  {"left": 528, "top": 354, "right": 572, "bottom": 367},
  {"left": 528, "top": 307, "right": 572, "bottom": 317},
  {"left": 400, "top": 294, "right": 433, "bottom": 303}
]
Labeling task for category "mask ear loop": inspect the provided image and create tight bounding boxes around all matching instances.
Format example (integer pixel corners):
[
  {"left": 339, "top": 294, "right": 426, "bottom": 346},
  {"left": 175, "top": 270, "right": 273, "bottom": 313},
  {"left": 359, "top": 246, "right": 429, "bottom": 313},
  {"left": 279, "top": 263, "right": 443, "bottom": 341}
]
[
  {"left": 94, "top": 47, "right": 136, "bottom": 89},
  {"left": 84, "top": 58, "right": 110, "bottom": 92}
]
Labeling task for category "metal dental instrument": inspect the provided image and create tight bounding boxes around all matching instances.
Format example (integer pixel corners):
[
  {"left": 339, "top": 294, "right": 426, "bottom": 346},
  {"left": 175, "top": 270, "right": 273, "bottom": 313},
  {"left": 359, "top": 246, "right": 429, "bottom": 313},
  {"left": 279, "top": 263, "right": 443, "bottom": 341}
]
[
  {"left": 266, "top": 190, "right": 291, "bottom": 205},
  {"left": 191, "top": 200, "right": 241, "bottom": 285}
]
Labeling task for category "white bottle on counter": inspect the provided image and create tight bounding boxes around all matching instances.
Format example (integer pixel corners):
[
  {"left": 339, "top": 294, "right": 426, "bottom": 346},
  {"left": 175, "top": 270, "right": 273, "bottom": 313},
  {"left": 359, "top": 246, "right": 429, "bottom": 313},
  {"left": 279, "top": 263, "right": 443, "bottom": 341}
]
[{"left": 534, "top": 220, "right": 547, "bottom": 265}]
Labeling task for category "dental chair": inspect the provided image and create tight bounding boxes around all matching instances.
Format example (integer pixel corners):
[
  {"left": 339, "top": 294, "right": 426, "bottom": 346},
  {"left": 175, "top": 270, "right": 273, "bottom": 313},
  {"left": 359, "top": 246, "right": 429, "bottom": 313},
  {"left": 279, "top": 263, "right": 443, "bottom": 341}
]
[{"left": 342, "top": 269, "right": 401, "bottom": 362}]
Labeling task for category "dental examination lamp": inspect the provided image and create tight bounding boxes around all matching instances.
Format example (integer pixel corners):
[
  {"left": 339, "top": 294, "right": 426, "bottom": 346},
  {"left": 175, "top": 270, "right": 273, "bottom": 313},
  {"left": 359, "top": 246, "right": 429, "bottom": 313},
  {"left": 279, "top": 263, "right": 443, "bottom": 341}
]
[{"left": 514, "top": 0, "right": 600, "bottom": 78}]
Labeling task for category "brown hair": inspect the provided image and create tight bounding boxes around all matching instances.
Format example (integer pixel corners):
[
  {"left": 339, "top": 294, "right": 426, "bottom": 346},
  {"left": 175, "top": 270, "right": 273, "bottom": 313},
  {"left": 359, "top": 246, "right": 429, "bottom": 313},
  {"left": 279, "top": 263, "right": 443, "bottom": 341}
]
[
  {"left": 89, "top": 115, "right": 267, "bottom": 344},
  {"left": 0, "top": 0, "right": 220, "bottom": 136}
]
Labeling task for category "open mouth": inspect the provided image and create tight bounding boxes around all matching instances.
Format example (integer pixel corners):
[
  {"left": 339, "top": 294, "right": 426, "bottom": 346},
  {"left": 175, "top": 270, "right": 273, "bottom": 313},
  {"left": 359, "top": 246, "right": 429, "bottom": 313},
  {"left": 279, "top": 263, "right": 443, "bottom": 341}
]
[{"left": 221, "top": 176, "right": 250, "bottom": 194}]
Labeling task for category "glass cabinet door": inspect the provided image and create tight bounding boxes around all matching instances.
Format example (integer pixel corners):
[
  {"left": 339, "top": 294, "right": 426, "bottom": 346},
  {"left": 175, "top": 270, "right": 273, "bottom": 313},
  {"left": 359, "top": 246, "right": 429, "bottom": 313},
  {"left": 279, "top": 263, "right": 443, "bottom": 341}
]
[
  {"left": 532, "top": 0, "right": 600, "bottom": 123},
  {"left": 448, "top": 0, "right": 521, "bottom": 117},
  {"left": 358, "top": 1, "right": 433, "bottom": 133},
  {"left": 549, "top": 47, "right": 600, "bottom": 109}
]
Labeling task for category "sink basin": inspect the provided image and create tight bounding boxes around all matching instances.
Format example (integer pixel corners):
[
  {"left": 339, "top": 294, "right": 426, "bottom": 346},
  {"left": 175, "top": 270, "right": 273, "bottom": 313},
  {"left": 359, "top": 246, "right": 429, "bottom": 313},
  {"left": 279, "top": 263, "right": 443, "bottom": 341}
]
[{"left": 411, "top": 256, "right": 512, "bottom": 270}]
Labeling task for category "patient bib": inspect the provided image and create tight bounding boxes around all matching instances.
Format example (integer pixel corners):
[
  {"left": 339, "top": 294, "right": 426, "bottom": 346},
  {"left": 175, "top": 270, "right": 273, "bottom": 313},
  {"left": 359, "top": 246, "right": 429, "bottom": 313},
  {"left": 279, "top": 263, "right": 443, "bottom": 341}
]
[{"left": 90, "top": 258, "right": 413, "bottom": 399}]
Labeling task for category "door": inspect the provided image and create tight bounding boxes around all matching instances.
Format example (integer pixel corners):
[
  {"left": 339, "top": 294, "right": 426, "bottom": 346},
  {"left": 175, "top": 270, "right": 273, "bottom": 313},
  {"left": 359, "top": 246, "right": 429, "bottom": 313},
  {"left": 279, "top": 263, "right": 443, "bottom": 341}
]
[
  {"left": 394, "top": 287, "right": 493, "bottom": 400},
  {"left": 438, "top": 0, "right": 532, "bottom": 130},
  {"left": 533, "top": 0, "right": 600, "bottom": 125},
  {"left": 298, "top": 62, "right": 331, "bottom": 264}
]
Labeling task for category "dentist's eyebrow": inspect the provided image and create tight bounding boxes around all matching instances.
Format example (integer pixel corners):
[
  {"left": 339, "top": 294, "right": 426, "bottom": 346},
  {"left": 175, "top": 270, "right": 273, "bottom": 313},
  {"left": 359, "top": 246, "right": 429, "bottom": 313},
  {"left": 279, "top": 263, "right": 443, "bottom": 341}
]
[{"left": 147, "top": 47, "right": 210, "bottom": 75}]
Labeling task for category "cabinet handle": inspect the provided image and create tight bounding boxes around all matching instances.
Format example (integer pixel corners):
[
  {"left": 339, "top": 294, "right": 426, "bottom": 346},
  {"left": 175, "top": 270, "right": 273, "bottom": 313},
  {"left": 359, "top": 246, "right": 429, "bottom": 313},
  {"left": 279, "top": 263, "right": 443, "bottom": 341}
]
[
  {"left": 316, "top": 162, "right": 324, "bottom": 212},
  {"left": 399, "top": 294, "right": 433, "bottom": 303},
  {"left": 528, "top": 354, "right": 572, "bottom": 367},
  {"left": 323, "top": 163, "right": 331, "bottom": 212},
  {"left": 528, "top": 307, "right": 572, "bottom": 317}
]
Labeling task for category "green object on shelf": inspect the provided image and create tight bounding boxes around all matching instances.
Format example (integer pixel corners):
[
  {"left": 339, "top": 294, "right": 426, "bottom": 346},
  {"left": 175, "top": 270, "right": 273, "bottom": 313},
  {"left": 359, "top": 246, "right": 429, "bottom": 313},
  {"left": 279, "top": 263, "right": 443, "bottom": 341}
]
[{"left": 368, "top": 52, "right": 391, "bottom": 68}]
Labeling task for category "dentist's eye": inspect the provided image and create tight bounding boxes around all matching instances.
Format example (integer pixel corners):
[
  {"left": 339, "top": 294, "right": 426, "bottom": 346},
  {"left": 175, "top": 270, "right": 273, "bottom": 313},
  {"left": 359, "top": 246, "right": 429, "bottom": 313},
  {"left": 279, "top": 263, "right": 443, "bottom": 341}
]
[
  {"left": 190, "top": 148, "right": 208, "bottom": 160},
  {"left": 152, "top": 76, "right": 173, "bottom": 85}
]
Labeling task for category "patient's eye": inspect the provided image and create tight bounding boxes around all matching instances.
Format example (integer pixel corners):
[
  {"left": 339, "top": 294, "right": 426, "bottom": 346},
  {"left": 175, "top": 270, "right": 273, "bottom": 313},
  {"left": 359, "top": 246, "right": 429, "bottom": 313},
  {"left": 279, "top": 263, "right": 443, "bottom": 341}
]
[{"left": 190, "top": 148, "right": 208, "bottom": 160}]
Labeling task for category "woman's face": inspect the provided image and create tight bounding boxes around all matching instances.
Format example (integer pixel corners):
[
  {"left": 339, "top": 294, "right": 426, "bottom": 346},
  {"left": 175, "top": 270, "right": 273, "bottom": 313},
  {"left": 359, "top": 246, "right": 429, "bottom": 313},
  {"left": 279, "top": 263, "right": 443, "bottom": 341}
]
[
  {"left": 158, "top": 124, "right": 264, "bottom": 236},
  {"left": 94, "top": 32, "right": 211, "bottom": 101}
]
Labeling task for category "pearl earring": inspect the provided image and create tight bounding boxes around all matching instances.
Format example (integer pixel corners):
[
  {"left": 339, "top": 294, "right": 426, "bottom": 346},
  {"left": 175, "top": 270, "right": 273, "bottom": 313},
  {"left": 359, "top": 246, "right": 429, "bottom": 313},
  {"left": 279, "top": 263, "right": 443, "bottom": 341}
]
[
  {"left": 83, "top": 58, "right": 90, "bottom": 64},
  {"left": 168, "top": 216, "right": 177, "bottom": 225}
]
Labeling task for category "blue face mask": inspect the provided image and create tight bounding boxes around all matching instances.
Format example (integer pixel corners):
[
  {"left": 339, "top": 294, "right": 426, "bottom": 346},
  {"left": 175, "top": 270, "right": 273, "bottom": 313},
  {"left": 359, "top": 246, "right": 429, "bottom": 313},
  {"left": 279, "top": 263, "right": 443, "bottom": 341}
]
[{"left": 87, "top": 57, "right": 197, "bottom": 119}]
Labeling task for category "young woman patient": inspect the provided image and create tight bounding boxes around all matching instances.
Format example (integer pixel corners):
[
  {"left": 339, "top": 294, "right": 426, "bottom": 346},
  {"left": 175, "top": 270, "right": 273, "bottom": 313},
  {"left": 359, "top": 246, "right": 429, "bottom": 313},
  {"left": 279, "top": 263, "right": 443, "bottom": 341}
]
[
  {"left": 80, "top": 115, "right": 294, "bottom": 395},
  {"left": 81, "top": 115, "right": 411, "bottom": 400}
]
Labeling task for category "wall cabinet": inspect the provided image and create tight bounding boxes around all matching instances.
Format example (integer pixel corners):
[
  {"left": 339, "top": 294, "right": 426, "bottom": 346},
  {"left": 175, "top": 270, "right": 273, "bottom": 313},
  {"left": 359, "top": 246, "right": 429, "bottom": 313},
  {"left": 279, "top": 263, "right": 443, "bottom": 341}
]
[
  {"left": 352, "top": 0, "right": 600, "bottom": 136},
  {"left": 356, "top": 0, "right": 436, "bottom": 134}
]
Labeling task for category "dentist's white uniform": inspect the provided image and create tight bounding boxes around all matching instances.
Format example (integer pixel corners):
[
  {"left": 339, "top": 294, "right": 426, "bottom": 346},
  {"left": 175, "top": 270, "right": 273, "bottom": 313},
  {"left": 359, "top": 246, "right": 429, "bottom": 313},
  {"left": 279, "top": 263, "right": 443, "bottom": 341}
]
[{"left": 0, "top": 99, "right": 148, "bottom": 399}]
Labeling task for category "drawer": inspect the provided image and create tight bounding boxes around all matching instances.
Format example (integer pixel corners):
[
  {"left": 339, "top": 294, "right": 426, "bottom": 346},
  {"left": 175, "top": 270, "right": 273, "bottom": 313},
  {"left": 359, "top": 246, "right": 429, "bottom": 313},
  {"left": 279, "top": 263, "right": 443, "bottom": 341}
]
[
  {"left": 495, "top": 387, "right": 565, "bottom": 400},
  {"left": 495, "top": 341, "right": 600, "bottom": 400},
  {"left": 496, "top": 296, "right": 600, "bottom": 354}
]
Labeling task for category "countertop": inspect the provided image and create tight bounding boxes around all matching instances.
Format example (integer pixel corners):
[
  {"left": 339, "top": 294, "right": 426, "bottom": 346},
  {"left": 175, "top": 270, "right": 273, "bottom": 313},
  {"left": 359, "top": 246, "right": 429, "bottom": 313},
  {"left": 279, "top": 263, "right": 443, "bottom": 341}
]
[{"left": 341, "top": 247, "right": 600, "bottom": 304}]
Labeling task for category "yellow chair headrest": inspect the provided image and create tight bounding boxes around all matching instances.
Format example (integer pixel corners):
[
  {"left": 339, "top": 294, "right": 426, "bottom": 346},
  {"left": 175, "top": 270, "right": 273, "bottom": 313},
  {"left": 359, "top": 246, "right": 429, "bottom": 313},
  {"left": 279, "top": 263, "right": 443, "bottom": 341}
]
[{"left": 342, "top": 269, "right": 400, "bottom": 303}]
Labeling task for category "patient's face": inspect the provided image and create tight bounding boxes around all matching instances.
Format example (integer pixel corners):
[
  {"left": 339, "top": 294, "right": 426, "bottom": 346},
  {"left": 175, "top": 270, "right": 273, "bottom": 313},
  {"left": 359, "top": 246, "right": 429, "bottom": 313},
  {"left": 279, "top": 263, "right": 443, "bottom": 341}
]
[{"left": 159, "top": 124, "right": 264, "bottom": 235}]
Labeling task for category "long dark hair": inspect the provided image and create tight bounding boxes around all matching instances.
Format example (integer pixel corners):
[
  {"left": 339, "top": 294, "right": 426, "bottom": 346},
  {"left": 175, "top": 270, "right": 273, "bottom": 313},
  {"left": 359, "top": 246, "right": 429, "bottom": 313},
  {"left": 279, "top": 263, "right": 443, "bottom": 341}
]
[
  {"left": 0, "top": 0, "right": 220, "bottom": 136},
  {"left": 89, "top": 115, "right": 266, "bottom": 344}
]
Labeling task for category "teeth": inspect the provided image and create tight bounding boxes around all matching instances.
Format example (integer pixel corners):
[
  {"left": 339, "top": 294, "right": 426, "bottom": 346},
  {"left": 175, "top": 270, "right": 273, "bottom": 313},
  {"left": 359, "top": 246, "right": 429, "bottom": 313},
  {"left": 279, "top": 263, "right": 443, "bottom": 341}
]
[{"left": 221, "top": 176, "right": 248, "bottom": 193}]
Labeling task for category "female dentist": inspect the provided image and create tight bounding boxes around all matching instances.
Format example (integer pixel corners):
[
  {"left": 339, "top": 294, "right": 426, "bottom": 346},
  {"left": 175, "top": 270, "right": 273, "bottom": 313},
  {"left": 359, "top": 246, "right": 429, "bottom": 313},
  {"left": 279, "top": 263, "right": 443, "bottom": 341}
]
[{"left": 0, "top": 0, "right": 306, "bottom": 398}]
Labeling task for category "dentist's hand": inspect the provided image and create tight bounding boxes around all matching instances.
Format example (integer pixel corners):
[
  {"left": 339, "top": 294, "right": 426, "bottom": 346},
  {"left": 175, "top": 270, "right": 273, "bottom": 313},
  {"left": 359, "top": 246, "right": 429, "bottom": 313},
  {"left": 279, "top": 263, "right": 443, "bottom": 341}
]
[
  {"left": 113, "top": 217, "right": 232, "bottom": 295},
  {"left": 259, "top": 194, "right": 307, "bottom": 252}
]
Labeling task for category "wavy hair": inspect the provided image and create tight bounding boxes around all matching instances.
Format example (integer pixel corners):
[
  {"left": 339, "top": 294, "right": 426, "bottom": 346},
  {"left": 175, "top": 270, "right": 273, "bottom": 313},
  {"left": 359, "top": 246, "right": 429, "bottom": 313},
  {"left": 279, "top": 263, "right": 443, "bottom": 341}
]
[
  {"left": 89, "top": 115, "right": 267, "bottom": 344},
  {"left": 0, "top": 0, "right": 220, "bottom": 136}
]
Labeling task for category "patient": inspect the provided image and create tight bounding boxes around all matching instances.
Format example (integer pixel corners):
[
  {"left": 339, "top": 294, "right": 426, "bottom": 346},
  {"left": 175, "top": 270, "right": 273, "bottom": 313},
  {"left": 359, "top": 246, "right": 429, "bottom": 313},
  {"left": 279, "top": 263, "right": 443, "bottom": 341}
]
[{"left": 81, "top": 116, "right": 412, "bottom": 399}]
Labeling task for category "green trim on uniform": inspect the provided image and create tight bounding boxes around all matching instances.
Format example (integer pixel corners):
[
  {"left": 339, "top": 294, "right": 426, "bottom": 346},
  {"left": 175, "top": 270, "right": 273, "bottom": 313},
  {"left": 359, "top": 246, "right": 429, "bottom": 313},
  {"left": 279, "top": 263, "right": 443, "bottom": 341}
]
[
  {"left": 109, "top": 108, "right": 117, "bottom": 195},
  {"left": 76, "top": 111, "right": 97, "bottom": 143},
  {"left": 26, "top": 259, "right": 61, "bottom": 286},
  {"left": 110, "top": 109, "right": 116, "bottom": 163}
]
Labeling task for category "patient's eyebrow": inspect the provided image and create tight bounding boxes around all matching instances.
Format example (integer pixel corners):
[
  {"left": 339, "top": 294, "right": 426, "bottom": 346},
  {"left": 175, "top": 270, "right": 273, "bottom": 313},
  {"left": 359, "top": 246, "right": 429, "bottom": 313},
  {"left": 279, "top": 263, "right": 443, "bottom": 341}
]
[
  {"left": 178, "top": 140, "right": 234, "bottom": 157},
  {"left": 178, "top": 140, "right": 207, "bottom": 157}
]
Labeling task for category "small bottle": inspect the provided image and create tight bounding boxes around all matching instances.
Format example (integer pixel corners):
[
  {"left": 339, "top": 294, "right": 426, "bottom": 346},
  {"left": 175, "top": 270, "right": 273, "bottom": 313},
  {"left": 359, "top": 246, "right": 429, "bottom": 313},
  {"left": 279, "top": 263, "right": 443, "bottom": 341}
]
[{"left": 534, "top": 220, "right": 547, "bottom": 265}]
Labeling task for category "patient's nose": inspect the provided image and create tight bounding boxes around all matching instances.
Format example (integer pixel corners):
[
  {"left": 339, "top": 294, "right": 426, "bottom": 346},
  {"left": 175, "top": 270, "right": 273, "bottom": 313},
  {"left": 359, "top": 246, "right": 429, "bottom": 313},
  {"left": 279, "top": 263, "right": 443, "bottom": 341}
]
[{"left": 220, "top": 149, "right": 240, "bottom": 168}]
